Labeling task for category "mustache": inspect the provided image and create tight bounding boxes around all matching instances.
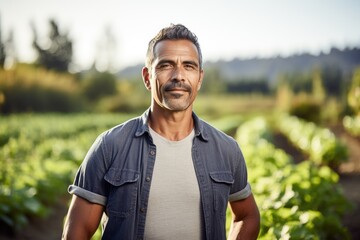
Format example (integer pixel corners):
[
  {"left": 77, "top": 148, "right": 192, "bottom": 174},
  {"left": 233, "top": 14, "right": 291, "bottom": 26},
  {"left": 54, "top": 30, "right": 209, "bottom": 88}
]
[{"left": 164, "top": 81, "right": 192, "bottom": 92}]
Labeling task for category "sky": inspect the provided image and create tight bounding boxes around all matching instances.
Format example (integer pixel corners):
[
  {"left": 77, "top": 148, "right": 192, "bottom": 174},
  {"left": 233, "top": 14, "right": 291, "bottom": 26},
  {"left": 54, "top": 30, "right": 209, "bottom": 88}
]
[{"left": 1, "top": 0, "right": 360, "bottom": 72}]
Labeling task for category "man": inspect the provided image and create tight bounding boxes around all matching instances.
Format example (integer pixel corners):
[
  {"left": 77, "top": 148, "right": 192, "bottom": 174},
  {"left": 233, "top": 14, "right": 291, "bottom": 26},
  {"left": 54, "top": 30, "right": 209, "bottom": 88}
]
[{"left": 62, "top": 24, "right": 260, "bottom": 240}]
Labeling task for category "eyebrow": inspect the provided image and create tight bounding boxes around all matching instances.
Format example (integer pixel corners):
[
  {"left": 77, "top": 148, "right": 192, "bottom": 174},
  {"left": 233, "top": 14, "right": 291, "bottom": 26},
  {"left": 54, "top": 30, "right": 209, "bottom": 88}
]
[
  {"left": 183, "top": 60, "right": 199, "bottom": 68},
  {"left": 156, "top": 59, "right": 199, "bottom": 68},
  {"left": 156, "top": 59, "right": 174, "bottom": 66}
]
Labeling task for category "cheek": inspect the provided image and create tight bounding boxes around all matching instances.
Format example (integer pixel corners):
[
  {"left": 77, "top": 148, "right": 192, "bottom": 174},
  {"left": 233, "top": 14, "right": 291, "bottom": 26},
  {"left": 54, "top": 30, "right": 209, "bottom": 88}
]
[
  {"left": 153, "top": 79, "right": 164, "bottom": 99},
  {"left": 196, "top": 81, "right": 202, "bottom": 91}
]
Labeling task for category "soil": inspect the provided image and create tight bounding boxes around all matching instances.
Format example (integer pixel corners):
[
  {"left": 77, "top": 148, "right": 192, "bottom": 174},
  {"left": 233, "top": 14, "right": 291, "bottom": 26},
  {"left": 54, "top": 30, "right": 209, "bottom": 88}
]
[
  {"left": 1, "top": 124, "right": 359, "bottom": 240},
  {"left": 330, "top": 124, "right": 360, "bottom": 239}
]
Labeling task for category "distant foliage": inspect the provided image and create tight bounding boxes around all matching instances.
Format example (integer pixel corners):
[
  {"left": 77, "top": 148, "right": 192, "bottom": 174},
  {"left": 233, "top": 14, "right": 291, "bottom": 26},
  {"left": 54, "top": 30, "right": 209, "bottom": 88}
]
[
  {"left": 311, "top": 69, "right": 326, "bottom": 103},
  {"left": 279, "top": 72, "right": 312, "bottom": 94},
  {"left": 32, "top": 19, "right": 73, "bottom": 72},
  {"left": 275, "top": 80, "right": 293, "bottom": 112},
  {"left": 200, "top": 66, "right": 226, "bottom": 94},
  {"left": 0, "top": 27, "right": 5, "bottom": 68},
  {"left": 321, "top": 64, "right": 344, "bottom": 97},
  {"left": 0, "top": 64, "right": 84, "bottom": 113},
  {"left": 0, "top": 15, "right": 5, "bottom": 68},
  {"left": 226, "top": 78, "right": 270, "bottom": 94},
  {"left": 204, "top": 47, "right": 360, "bottom": 85},
  {"left": 289, "top": 98, "right": 322, "bottom": 123},
  {"left": 82, "top": 71, "right": 117, "bottom": 101},
  {"left": 347, "top": 67, "right": 360, "bottom": 115},
  {"left": 0, "top": 64, "right": 150, "bottom": 114}
]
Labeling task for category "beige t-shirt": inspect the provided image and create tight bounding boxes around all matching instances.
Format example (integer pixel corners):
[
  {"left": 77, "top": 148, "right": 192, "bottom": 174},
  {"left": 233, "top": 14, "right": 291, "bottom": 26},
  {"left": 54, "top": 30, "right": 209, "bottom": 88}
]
[{"left": 144, "top": 128, "right": 202, "bottom": 239}]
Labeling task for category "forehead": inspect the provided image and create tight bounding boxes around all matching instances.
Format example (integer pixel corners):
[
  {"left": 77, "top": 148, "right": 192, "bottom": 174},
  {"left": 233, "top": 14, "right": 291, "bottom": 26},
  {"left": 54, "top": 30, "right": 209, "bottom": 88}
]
[{"left": 153, "top": 39, "right": 199, "bottom": 62}]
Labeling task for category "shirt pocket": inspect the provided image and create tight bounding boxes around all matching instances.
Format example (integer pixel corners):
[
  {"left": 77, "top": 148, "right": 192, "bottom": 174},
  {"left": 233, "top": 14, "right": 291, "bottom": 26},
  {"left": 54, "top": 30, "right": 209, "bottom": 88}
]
[
  {"left": 209, "top": 171, "right": 234, "bottom": 216},
  {"left": 104, "top": 168, "right": 140, "bottom": 218}
]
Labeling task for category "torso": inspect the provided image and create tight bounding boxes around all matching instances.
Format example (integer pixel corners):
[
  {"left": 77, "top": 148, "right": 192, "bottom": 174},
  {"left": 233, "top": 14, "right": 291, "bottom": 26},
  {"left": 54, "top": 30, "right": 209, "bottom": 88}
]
[{"left": 144, "top": 127, "right": 202, "bottom": 239}]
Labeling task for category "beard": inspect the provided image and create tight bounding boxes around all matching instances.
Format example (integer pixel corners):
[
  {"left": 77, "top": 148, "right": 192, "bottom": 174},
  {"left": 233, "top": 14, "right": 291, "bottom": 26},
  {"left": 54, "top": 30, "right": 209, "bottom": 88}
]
[{"left": 160, "top": 81, "right": 194, "bottom": 111}]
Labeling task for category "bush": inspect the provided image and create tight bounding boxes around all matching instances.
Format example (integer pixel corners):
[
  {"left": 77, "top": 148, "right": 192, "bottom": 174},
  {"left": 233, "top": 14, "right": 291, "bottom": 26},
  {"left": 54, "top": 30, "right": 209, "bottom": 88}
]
[
  {"left": 0, "top": 64, "right": 85, "bottom": 113},
  {"left": 82, "top": 71, "right": 117, "bottom": 101},
  {"left": 289, "top": 98, "right": 321, "bottom": 123}
]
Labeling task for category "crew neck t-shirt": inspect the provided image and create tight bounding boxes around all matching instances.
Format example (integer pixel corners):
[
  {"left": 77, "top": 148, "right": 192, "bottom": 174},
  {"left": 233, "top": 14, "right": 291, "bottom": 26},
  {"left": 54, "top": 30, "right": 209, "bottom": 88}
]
[{"left": 144, "top": 128, "right": 202, "bottom": 239}]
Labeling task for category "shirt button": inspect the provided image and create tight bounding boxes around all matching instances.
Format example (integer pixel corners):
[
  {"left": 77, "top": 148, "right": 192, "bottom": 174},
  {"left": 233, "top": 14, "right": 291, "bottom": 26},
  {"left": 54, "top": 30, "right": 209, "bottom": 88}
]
[
  {"left": 146, "top": 176, "right": 151, "bottom": 182},
  {"left": 140, "top": 207, "right": 146, "bottom": 213},
  {"left": 150, "top": 150, "right": 155, "bottom": 156}
]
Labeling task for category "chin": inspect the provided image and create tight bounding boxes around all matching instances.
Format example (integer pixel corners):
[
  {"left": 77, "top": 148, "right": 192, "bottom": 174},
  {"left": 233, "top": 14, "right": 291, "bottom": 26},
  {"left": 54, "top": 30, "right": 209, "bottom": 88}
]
[{"left": 164, "top": 103, "right": 191, "bottom": 112}]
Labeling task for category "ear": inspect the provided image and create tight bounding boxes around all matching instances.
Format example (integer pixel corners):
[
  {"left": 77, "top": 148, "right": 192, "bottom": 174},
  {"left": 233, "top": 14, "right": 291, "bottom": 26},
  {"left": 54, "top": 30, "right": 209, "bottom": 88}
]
[
  {"left": 197, "top": 69, "right": 204, "bottom": 91},
  {"left": 142, "top": 67, "right": 151, "bottom": 90}
]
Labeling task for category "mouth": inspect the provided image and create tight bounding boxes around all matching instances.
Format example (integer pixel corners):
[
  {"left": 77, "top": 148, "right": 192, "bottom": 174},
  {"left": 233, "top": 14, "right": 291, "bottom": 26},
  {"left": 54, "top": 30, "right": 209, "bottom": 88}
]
[
  {"left": 166, "top": 88, "right": 188, "bottom": 92},
  {"left": 164, "top": 83, "right": 192, "bottom": 93}
]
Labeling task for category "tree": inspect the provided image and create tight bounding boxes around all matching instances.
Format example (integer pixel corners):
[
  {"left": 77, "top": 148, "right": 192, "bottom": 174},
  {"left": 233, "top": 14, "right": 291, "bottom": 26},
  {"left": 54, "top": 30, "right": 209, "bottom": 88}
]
[
  {"left": 276, "top": 76, "right": 293, "bottom": 112},
  {"left": 32, "top": 19, "right": 73, "bottom": 72},
  {"left": 321, "top": 64, "right": 343, "bottom": 97},
  {"left": 200, "top": 67, "right": 225, "bottom": 94},
  {"left": 0, "top": 15, "right": 6, "bottom": 68},
  {"left": 348, "top": 67, "right": 360, "bottom": 115},
  {"left": 82, "top": 71, "right": 117, "bottom": 101},
  {"left": 312, "top": 68, "right": 326, "bottom": 103}
]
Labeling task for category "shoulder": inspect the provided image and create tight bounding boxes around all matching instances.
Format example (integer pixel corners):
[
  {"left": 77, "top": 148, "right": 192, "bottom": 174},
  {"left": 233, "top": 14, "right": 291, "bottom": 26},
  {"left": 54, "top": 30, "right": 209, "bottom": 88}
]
[
  {"left": 196, "top": 118, "right": 245, "bottom": 172},
  {"left": 105, "top": 116, "right": 140, "bottom": 136},
  {"left": 199, "top": 118, "right": 238, "bottom": 145},
  {"left": 89, "top": 115, "right": 146, "bottom": 166},
  {"left": 97, "top": 115, "right": 146, "bottom": 146}
]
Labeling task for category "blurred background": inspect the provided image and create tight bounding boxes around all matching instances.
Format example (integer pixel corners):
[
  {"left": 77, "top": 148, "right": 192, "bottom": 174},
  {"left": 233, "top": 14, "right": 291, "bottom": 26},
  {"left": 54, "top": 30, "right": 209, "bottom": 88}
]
[{"left": 1, "top": 0, "right": 360, "bottom": 239}]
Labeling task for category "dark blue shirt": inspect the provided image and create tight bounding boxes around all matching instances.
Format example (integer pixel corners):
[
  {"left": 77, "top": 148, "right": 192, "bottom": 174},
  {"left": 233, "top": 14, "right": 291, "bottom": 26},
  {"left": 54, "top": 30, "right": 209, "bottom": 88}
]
[{"left": 69, "top": 109, "right": 251, "bottom": 240}]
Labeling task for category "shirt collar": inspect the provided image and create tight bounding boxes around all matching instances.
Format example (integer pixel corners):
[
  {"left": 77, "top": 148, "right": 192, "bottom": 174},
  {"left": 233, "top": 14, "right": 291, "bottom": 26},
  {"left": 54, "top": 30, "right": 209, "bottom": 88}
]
[{"left": 135, "top": 108, "right": 209, "bottom": 142}]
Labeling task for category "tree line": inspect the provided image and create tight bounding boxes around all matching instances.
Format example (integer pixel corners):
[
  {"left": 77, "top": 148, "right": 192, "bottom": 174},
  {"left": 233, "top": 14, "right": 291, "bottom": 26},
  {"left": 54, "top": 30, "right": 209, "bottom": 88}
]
[
  {"left": 0, "top": 18, "right": 359, "bottom": 119},
  {"left": 1, "top": 18, "right": 73, "bottom": 71}
]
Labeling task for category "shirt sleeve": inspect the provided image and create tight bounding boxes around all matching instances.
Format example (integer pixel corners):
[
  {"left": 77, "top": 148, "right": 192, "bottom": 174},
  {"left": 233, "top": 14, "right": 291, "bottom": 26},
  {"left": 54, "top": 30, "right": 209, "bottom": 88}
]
[
  {"left": 68, "top": 133, "right": 109, "bottom": 206},
  {"left": 229, "top": 183, "right": 251, "bottom": 202},
  {"left": 229, "top": 142, "right": 252, "bottom": 201}
]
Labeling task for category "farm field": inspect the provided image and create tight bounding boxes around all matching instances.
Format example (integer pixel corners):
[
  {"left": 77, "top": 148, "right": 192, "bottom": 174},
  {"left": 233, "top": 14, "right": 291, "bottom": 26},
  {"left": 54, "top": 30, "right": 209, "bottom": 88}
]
[{"left": 0, "top": 109, "right": 359, "bottom": 239}]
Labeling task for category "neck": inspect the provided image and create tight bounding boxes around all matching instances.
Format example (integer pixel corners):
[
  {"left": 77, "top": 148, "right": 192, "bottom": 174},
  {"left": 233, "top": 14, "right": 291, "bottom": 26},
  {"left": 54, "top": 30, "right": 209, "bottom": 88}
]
[{"left": 148, "top": 105, "right": 194, "bottom": 141}]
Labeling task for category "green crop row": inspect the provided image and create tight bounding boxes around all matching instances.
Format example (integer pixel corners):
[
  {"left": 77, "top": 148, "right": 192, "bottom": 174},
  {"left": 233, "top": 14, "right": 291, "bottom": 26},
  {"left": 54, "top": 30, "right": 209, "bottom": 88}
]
[
  {"left": 0, "top": 113, "right": 134, "bottom": 231},
  {"left": 0, "top": 113, "right": 352, "bottom": 238},
  {"left": 343, "top": 115, "right": 360, "bottom": 137},
  {"left": 235, "top": 117, "right": 352, "bottom": 239},
  {"left": 275, "top": 114, "right": 348, "bottom": 168}
]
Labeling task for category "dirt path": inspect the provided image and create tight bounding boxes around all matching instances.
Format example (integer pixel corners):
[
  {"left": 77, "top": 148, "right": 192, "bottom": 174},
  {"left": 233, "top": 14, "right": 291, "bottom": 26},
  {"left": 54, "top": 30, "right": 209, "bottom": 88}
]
[{"left": 330, "top": 124, "right": 360, "bottom": 239}]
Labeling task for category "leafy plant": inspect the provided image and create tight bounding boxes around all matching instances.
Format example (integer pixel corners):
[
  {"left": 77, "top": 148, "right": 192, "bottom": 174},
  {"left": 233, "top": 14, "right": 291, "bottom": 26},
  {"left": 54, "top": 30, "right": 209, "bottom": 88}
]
[
  {"left": 0, "top": 113, "right": 134, "bottom": 232},
  {"left": 276, "top": 114, "right": 348, "bottom": 168},
  {"left": 234, "top": 117, "right": 351, "bottom": 239}
]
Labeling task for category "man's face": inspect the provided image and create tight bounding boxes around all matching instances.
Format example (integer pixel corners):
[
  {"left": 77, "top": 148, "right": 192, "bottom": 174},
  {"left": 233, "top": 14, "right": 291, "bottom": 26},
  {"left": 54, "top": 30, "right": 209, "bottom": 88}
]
[{"left": 144, "top": 39, "right": 204, "bottom": 112}]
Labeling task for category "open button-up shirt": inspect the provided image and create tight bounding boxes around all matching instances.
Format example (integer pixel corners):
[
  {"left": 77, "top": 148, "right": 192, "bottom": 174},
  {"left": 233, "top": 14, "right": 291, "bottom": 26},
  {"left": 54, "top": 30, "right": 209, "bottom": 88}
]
[{"left": 68, "top": 109, "right": 251, "bottom": 240}]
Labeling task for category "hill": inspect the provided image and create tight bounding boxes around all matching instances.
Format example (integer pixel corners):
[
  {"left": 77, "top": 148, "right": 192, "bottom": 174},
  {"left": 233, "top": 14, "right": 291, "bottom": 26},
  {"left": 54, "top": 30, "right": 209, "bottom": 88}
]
[{"left": 118, "top": 46, "right": 360, "bottom": 82}]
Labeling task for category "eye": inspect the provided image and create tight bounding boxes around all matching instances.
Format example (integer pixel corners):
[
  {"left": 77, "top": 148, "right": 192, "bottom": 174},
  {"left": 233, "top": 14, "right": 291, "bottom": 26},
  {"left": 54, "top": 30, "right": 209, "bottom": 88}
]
[
  {"left": 184, "top": 64, "right": 196, "bottom": 70},
  {"left": 157, "top": 62, "right": 173, "bottom": 70}
]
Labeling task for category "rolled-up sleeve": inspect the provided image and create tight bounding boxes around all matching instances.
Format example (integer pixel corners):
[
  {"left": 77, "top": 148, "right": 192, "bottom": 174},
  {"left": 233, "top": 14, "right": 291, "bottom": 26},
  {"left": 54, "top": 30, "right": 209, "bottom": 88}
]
[
  {"left": 69, "top": 133, "right": 109, "bottom": 205},
  {"left": 229, "top": 143, "right": 252, "bottom": 201},
  {"left": 229, "top": 182, "right": 251, "bottom": 201}
]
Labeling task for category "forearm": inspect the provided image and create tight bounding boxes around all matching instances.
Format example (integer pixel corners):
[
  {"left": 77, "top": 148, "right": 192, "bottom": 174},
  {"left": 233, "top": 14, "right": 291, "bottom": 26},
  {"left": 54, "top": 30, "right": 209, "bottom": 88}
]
[
  {"left": 62, "top": 195, "right": 103, "bottom": 240},
  {"left": 62, "top": 222, "right": 93, "bottom": 240},
  {"left": 228, "top": 194, "right": 260, "bottom": 240},
  {"left": 228, "top": 214, "right": 260, "bottom": 240}
]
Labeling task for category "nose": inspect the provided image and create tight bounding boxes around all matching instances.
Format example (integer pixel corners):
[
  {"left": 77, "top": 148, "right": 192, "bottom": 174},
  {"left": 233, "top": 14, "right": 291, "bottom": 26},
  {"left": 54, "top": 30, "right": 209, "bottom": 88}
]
[{"left": 171, "top": 66, "right": 185, "bottom": 81}]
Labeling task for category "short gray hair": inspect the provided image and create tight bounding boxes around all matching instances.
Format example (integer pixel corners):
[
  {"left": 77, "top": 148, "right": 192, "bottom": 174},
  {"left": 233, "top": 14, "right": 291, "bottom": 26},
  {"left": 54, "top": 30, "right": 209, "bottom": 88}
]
[{"left": 145, "top": 24, "right": 202, "bottom": 69}]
